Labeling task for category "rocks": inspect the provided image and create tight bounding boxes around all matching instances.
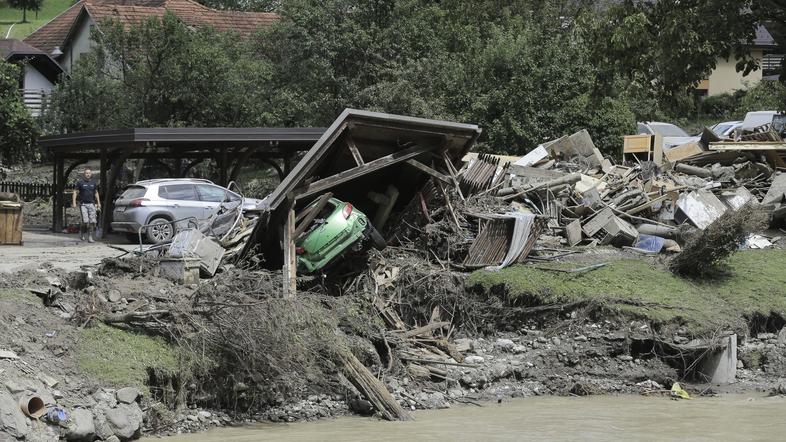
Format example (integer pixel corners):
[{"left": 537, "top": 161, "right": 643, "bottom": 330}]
[
  {"left": 453, "top": 338, "right": 474, "bottom": 353},
  {"left": 574, "top": 335, "right": 588, "bottom": 342},
  {"left": 464, "top": 355, "right": 485, "bottom": 364},
  {"left": 108, "top": 290, "right": 122, "bottom": 303},
  {"left": 778, "top": 328, "right": 786, "bottom": 347},
  {"left": 115, "top": 387, "right": 141, "bottom": 404},
  {"left": 66, "top": 408, "right": 95, "bottom": 441},
  {"left": 0, "top": 391, "right": 29, "bottom": 439},
  {"left": 105, "top": 403, "right": 144, "bottom": 440},
  {"left": 494, "top": 339, "right": 515, "bottom": 351}
]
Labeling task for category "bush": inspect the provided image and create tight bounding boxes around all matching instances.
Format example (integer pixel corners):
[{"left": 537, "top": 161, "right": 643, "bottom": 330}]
[
  {"left": 736, "top": 81, "right": 786, "bottom": 116},
  {"left": 701, "top": 92, "right": 740, "bottom": 119}
]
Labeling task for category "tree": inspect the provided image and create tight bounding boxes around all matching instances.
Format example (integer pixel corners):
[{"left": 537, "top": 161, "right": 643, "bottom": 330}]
[
  {"left": 43, "top": 13, "right": 278, "bottom": 132},
  {"left": 582, "top": 0, "right": 761, "bottom": 118},
  {"left": 0, "top": 60, "right": 37, "bottom": 165},
  {"left": 5, "top": 0, "right": 44, "bottom": 23}
]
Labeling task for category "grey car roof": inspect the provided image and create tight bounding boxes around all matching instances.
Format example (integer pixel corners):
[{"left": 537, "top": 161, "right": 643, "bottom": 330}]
[{"left": 134, "top": 178, "right": 214, "bottom": 186}]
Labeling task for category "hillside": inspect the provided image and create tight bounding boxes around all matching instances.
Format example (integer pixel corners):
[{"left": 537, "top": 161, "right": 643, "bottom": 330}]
[{"left": 0, "top": 0, "right": 72, "bottom": 40}]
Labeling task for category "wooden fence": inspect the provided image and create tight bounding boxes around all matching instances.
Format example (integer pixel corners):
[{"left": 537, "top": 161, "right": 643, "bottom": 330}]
[{"left": 0, "top": 181, "right": 72, "bottom": 201}]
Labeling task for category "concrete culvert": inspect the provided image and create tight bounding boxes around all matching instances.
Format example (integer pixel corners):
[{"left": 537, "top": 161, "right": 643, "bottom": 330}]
[{"left": 20, "top": 395, "right": 46, "bottom": 418}]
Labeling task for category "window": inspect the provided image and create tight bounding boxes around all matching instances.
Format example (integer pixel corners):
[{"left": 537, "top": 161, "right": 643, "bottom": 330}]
[
  {"left": 120, "top": 186, "right": 147, "bottom": 199},
  {"left": 226, "top": 191, "right": 241, "bottom": 202},
  {"left": 197, "top": 184, "right": 227, "bottom": 202},
  {"left": 649, "top": 124, "right": 688, "bottom": 137},
  {"left": 158, "top": 184, "right": 197, "bottom": 201}
]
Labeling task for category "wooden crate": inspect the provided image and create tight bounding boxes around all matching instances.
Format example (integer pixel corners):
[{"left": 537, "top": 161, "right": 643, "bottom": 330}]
[{"left": 0, "top": 202, "right": 23, "bottom": 245}]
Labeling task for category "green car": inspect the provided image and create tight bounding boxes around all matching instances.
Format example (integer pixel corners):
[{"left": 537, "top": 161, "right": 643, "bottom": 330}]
[{"left": 295, "top": 197, "right": 386, "bottom": 273}]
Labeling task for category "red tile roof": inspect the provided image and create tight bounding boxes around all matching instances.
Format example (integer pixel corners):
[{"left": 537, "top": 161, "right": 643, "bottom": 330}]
[{"left": 24, "top": 0, "right": 279, "bottom": 55}]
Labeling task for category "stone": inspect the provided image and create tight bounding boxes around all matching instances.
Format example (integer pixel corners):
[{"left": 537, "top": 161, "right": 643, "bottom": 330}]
[
  {"left": 737, "top": 359, "right": 745, "bottom": 369},
  {"left": 0, "top": 391, "right": 30, "bottom": 439},
  {"left": 3, "top": 380, "right": 25, "bottom": 394},
  {"left": 551, "top": 337, "right": 561, "bottom": 346},
  {"left": 453, "top": 338, "right": 473, "bottom": 353},
  {"left": 757, "top": 333, "right": 776, "bottom": 341},
  {"left": 617, "top": 355, "right": 633, "bottom": 361},
  {"left": 197, "top": 410, "right": 212, "bottom": 420},
  {"left": 464, "top": 355, "right": 485, "bottom": 364},
  {"left": 66, "top": 408, "right": 95, "bottom": 441},
  {"left": 494, "top": 339, "right": 515, "bottom": 351},
  {"left": 92, "top": 406, "right": 115, "bottom": 440},
  {"left": 699, "top": 334, "right": 737, "bottom": 384},
  {"left": 106, "top": 403, "right": 143, "bottom": 440},
  {"left": 512, "top": 345, "right": 528, "bottom": 354},
  {"left": 778, "top": 328, "right": 786, "bottom": 347},
  {"left": 107, "top": 290, "right": 122, "bottom": 303},
  {"left": 115, "top": 387, "right": 140, "bottom": 404},
  {"left": 574, "top": 335, "right": 588, "bottom": 342},
  {"left": 93, "top": 389, "right": 117, "bottom": 408}
]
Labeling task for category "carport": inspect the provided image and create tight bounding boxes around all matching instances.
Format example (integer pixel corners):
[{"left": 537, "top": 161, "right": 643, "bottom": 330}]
[
  {"left": 39, "top": 127, "right": 325, "bottom": 233},
  {"left": 241, "top": 109, "right": 482, "bottom": 296}
]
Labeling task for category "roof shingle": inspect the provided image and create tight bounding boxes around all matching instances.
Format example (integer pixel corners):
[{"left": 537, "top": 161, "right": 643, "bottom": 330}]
[{"left": 24, "top": 0, "right": 279, "bottom": 55}]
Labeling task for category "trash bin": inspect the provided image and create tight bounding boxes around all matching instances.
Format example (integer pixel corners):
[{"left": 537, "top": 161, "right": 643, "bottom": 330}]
[{"left": 0, "top": 193, "right": 23, "bottom": 245}]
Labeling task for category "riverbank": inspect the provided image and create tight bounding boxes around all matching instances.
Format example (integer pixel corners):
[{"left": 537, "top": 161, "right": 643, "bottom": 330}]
[{"left": 2, "top": 246, "right": 786, "bottom": 440}]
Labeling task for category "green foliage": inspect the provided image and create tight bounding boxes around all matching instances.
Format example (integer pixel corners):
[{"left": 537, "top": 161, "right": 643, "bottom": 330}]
[
  {"left": 43, "top": 13, "right": 278, "bottom": 132},
  {"left": 0, "top": 60, "right": 37, "bottom": 165},
  {"left": 735, "top": 81, "right": 786, "bottom": 115},
  {"left": 701, "top": 92, "right": 743, "bottom": 119},
  {"left": 584, "top": 0, "right": 760, "bottom": 119},
  {"left": 197, "top": 0, "right": 279, "bottom": 12}
]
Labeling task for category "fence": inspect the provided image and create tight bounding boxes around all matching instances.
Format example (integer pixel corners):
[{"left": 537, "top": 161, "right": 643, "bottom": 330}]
[{"left": 0, "top": 181, "right": 73, "bottom": 201}]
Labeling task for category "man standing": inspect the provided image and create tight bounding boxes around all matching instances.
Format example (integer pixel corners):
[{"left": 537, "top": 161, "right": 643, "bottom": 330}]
[{"left": 72, "top": 167, "right": 101, "bottom": 243}]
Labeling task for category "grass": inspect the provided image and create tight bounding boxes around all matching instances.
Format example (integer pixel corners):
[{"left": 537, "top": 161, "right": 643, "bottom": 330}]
[
  {"left": 0, "top": 288, "right": 40, "bottom": 303},
  {"left": 469, "top": 250, "right": 786, "bottom": 335},
  {"left": 0, "top": 0, "right": 72, "bottom": 40},
  {"left": 76, "top": 323, "right": 179, "bottom": 391}
]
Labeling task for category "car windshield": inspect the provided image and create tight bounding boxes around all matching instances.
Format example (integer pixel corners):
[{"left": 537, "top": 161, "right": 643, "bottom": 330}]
[
  {"left": 712, "top": 124, "right": 732, "bottom": 136},
  {"left": 120, "top": 186, "right": 146, "bottom": 199},
  {"left": 650, "top": 124, "right": 689, "bottom": 137}
]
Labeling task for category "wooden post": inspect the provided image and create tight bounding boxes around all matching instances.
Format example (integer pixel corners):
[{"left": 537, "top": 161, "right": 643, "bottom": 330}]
[
  {"left": 100, "top": 148, "right": 108, "bottom": 231},
  {"left": 51, "top": 159, "right": 58, "bottom": 232},
  {"left": 282, "top": 208, "right": 297, "bottom": 298},
  {"left": 54, "top": 156, "right": 65, "bottom": 231}
]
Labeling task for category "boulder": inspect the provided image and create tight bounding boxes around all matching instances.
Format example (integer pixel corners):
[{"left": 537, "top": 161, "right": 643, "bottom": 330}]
[
  {"left": 0, "top": 391, "right": 29, "bottom": 439},
  {"left": 115, "top": 387, "right": 140, "bottom": 405},
  {"left": 105, "top": 403, "right": 143, "bottom": 440},
  {"left": 494, "top": 339, "right": 516, "bottom": 351},
  {"left": 108, "top": 290, "right": 122, "bottom": 303},
  {"left": 66, "top": 409, "right": 95, "bottom": 441}
]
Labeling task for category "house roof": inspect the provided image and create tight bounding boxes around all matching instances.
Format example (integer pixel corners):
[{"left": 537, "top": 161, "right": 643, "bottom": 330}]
[
  {"left": 0, "top": 38, "right": 64, "bottom": 82},
  {"left": 24, "top": 0, "right": 279, "bottom": 55},
  {"left": 754, "top": 24, "right": 777, "bottom": 48}
]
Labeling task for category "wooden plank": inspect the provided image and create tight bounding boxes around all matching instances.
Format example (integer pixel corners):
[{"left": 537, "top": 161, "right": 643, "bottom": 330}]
[
  {"left": 709, "top": 142, "right": 786, "bottom": 151},
  {"left": 293, "top": 192, "right": 333, "bottom": 238},
  {"left": 345, "top": 134, "right": 365, "bottom": 166},
  {"left": 296, "top": 143, "right": 432, "bottom": 199},
  {"left": 404, "top": 159, "right": 452, "bottom": 184},
  {"left": 282, "top": 208, "right": 297, "bottom": 298}
]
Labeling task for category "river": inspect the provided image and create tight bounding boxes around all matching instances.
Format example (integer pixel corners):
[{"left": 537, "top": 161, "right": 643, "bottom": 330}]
[{"left": 146, "top": 394, "right": 786, "bottom": 441}]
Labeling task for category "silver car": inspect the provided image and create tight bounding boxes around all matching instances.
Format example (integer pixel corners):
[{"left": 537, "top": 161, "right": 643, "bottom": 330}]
[{"left": 111, "top": 178, "right": 265, "bottom": 243}]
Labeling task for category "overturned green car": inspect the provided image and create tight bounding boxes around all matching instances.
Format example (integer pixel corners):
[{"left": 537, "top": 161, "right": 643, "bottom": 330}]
[{"left": 295, "top": 197, "right": 386, "bottom": 273}]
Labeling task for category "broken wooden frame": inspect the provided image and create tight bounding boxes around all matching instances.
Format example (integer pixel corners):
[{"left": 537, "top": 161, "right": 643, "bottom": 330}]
[{"left": 241, "top": 109, "right": 482, "bottom": 296}]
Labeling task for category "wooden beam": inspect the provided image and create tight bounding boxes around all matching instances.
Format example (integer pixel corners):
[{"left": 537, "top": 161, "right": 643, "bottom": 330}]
[
  {"left": 296, "top": 144, "right": 433, "bottom": 200},
  {"left": 404, "top": 159, "right": 451, "bottom": 184},
  {"left": 346, "top": 134, "right": 365, "bottom": 166},
  {"left": 294, "top": 192, "right": 333, "bottom": 238},
  {"left": 709, "top": 142, "right": 786, "bottom": 151},
  {"left": 282, "top": 208, "right": 297, "bottom": 298}
]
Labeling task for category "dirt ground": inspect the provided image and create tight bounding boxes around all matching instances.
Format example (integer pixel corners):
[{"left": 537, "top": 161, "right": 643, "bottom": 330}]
[{"left": 0, "top": 230, "right": 131, "bottom": 273}]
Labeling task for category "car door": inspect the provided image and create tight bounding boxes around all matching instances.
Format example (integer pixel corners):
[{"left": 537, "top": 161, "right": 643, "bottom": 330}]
[
  {"left": 156, "top": 184, "right": 203, "bottom": 222},
  {"left": 196, "top": 184, "right": 228, "bottom": 218}
]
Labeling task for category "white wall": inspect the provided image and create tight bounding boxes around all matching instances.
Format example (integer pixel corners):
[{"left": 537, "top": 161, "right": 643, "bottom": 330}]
[
  {"left": 22, "top": 64, "right": 54, "bottom": 92},
  {"left": 61, "top": 15, "right": 95, "bottom": 72},
  {"left": 707, "top": 49, "right": 764, "bottom": 96}
]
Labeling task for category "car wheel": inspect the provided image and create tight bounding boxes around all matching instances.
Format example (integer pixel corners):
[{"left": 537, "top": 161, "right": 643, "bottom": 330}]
[
  {"left": 369, "top": 226, "right": 387, "bottom": 250},
  {"left": 146, "top": 218, "right": 174, "bottom": 244}
]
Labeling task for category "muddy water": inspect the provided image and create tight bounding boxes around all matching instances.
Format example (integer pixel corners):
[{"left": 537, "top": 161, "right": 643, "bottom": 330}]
[{"left": 148, "top": 395, "right": 786, "bottom": 441}]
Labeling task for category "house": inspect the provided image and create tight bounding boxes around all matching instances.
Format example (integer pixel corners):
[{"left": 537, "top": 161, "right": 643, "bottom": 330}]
[
  {"left": 23, "top": 0, "right": 279, "bottom": 73},
  {"left": 0, "top": 39, "right": 64, "bottom": 116},
  {"left": 697, "top": 25, "right": 783, "bottom": 96}
]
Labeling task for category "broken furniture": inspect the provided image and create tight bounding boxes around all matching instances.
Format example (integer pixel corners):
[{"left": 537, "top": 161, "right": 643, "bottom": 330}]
[
  {"left": 623, "top": 134, "right": 664, "bottom": 166},
  {"left": 168, "top": 228, "right": 225, "bottom": 277},
  {"left": 463, "top": 214, "right": 546, "bottom": 268}
]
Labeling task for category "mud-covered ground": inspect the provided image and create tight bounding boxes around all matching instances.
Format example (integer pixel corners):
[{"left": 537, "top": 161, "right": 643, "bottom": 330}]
[{"left": 2, "top": 245, "right": 786, "bottom": 440}]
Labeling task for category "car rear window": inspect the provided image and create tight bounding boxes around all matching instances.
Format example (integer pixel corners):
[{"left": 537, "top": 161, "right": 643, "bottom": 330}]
[
  {"left": 120, "top": 186, "right": 147, "bottom": 199},
  {"left": 158, "top": 184, "right": 198, "bottom": 201},
  {"left": 650, "top": 124, "right": 688, "bottom": 137}
]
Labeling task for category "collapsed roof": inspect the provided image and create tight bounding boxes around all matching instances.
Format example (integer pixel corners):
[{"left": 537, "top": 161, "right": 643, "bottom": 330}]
[{"left": 245, "top": 109, "right": 482, "bottom": 263}]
